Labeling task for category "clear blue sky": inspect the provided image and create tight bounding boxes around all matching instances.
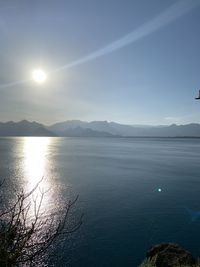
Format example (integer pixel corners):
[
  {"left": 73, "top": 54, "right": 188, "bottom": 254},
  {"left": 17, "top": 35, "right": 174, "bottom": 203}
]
[{"left": 0, "top": 0, "right": 200, "bottom": 125}]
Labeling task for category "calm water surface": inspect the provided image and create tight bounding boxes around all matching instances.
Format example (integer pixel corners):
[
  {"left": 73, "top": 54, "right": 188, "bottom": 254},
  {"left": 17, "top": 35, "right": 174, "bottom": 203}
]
[{"left": 1, "top": 137, "right": 200, "bottom": 266}]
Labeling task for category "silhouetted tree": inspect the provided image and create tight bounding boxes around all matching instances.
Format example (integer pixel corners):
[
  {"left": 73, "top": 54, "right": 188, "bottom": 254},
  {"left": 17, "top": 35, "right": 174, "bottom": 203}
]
[{"left": 0, "top": 179, "right": 83, "bottom": 266}]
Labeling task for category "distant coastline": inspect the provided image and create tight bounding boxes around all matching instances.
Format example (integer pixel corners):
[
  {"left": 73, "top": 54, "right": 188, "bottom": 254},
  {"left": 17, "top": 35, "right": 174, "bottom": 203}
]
[{"left": 1, "top": 119, "right": 200, "bottom": 138}]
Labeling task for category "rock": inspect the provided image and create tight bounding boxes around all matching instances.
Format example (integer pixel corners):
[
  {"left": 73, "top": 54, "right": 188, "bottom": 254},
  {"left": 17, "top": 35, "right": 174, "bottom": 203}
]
[{"left": 146, "top": 243, "right": 196, "bottom": 267}]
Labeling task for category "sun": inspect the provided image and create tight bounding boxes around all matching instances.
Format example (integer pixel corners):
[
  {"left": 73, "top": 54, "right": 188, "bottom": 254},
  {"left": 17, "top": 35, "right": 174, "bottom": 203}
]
[{"left": 32, "top": 69, "right": 47, "bottom": 84}]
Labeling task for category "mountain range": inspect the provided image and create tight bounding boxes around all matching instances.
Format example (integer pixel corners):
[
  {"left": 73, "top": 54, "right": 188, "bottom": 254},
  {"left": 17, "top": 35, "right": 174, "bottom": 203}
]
[
  {"left": 48, "top": 120, "right": 200, "bottom": 137},
  {"left": 0, "top": 120, "right": 200, "bottom": 137},
  {"left": 0, "top": 120, "right": 56, "bottom": 137}
]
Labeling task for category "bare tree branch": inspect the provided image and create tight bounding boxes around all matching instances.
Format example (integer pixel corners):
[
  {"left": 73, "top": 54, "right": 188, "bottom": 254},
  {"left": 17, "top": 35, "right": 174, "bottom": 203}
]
[{"left": 0, "top": 179, "right": 83, "bottom": 267}]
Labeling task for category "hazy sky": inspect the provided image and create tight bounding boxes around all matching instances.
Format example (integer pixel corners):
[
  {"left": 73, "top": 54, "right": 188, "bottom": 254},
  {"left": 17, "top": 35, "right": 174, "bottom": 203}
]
[{"left": 0, "top": 0, "right": 200, "bottom": 125}]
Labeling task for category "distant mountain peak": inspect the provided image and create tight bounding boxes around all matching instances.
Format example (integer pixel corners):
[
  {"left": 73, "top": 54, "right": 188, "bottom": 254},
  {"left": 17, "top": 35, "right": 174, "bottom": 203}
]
[
  {"left": 0, "top": 120, "right": 200, "bottom": 137},
  {"left": 0, "top": 120, "right": 56, "bottom": 137}
]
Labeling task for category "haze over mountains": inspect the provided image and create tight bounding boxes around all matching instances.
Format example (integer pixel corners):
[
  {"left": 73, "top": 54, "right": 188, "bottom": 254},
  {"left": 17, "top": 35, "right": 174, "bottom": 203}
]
[
  {"left": 0, "top": 120, "right": 56, "bottom": 137},
  {"left": 1, "top": 120, "right": 200, "bottom": 137}
]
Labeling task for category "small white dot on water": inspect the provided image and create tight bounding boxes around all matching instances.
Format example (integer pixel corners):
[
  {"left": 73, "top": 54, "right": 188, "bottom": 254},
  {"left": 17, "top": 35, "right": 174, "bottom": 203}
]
[{"left": 158, "top": 188, "right": 162, "bottom": 192}]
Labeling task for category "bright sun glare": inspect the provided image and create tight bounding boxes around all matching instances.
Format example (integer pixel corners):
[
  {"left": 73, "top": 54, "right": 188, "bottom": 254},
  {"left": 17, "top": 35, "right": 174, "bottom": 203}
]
[{"left": 32, "top": 69, "right": 47, "bottom": 84}]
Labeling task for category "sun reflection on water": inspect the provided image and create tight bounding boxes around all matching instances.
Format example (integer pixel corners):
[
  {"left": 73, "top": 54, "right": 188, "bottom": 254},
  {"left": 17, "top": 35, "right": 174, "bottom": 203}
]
[
  {"left": 23, "top": 137, "right": 50, "bottom": 186},
  {"left": 20, "top": 137, "right": 70, "bottom": 265},
  {"left": 23, "top": 137, "right": 53, "bottom": 214}
]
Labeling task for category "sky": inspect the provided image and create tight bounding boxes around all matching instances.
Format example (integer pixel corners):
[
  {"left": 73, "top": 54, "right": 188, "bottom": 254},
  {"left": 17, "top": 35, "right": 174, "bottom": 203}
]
[{"left": 0, "top": 0, "right": 200, "bottom": 125}]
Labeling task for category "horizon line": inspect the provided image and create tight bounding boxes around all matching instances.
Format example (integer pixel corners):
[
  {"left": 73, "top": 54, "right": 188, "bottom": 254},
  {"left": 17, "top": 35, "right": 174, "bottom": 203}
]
[{"left": 0, "top": 119, "right": 200, "bottom": 127}]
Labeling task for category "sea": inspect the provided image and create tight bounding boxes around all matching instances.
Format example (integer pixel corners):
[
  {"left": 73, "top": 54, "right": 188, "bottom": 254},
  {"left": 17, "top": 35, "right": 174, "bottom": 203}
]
[{"left": 1, "top": 137, "right": 200, "bottom": 266}]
